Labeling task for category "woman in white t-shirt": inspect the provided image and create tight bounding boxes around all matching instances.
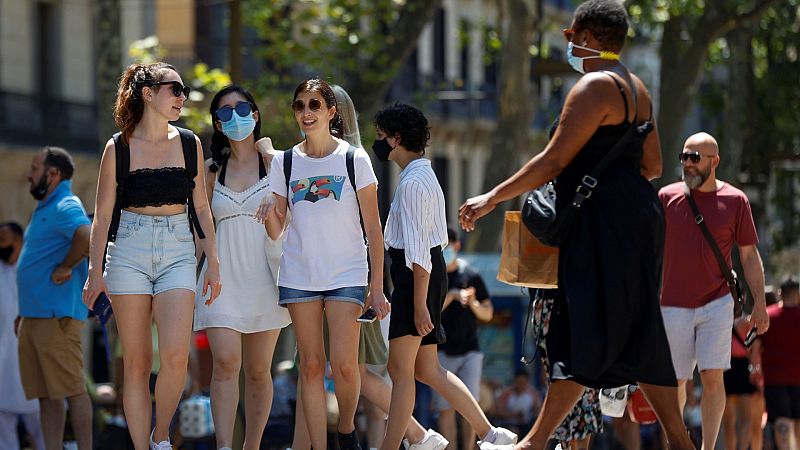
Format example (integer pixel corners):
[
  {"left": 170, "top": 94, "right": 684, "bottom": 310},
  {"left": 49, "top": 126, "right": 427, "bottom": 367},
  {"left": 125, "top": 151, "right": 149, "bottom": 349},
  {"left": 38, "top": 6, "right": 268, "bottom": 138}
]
[{"left": 256, "top": 78, "right": 390, "bottom": 450}]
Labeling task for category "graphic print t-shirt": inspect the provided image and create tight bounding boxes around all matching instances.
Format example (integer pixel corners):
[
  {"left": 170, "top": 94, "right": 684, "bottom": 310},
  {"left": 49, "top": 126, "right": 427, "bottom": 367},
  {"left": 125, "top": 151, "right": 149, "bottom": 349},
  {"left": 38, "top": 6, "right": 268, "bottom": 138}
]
[{"left": 267, "top": 139, "right": 378, "bottom": 290}]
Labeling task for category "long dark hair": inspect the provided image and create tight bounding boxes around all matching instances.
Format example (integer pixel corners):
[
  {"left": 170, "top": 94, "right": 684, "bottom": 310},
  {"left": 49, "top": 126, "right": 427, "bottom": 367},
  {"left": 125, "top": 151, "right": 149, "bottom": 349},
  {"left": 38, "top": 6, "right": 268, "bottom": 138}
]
[
  {"left": 114, "top": 62, "right": 177, "bottom": 145},
  {"left": 208, "top": 85, "right": 262, "bottom": 173},
  {"left": 293, "top": 79, "right": 343, "bottom": 139}
]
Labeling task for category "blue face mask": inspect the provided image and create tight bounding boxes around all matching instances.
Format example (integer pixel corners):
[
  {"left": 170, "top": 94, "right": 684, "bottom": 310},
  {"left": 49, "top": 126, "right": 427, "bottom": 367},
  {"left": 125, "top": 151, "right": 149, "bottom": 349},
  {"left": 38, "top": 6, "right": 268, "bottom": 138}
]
[
  {"left": 221, "top": 112, "right": 256, "bottom": 142},
  {"left": 442, "top": 247, "right": 457, "bottom": 265}
]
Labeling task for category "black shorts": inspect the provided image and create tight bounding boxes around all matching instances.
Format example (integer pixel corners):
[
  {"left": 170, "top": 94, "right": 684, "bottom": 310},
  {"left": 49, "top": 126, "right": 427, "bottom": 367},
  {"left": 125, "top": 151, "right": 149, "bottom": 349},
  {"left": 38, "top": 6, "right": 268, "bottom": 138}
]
[
  {"left": 387, "top": 246, "right": 447, "bottom": 346},
  {"left": 724, "top": 357, "right": 758, "bottom": 395},
  {"left": 765, "top": 384, "right": 800, "bottom": 420}
]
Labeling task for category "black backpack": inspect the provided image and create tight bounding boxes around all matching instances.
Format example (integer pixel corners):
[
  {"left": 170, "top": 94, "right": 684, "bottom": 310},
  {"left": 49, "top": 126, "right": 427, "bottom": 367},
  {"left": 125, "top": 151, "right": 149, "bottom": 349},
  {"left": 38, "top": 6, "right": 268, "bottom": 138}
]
[{"left": 107, "top": 127, "right": 205, "bottom": 242}]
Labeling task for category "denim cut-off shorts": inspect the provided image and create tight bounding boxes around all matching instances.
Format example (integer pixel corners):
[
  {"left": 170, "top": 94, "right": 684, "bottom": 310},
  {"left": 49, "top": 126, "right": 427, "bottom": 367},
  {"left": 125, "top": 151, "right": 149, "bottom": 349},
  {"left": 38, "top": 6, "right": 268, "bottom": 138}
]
[
  {"left": 104, "top": 210, "right": 197, "bottom": 296},
  {"left": 278, "top": 286, "right": 366, "bottom": 308}
]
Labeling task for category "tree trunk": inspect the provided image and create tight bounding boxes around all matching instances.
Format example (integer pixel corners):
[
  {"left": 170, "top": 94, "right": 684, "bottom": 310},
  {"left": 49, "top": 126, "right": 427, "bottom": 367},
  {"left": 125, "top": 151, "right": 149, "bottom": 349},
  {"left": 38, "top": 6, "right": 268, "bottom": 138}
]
[
  {"left": 94, "top": 0, "right": 121, "bottom": 145},
  {"left": 468, "top": 0, "right": 536, "bottom": 252},
  {"left": 229, "top": 0, "right": 242, "bottom": 83},
  {"left": 719, "top": 26, "right": 753, "bottom": 182}
]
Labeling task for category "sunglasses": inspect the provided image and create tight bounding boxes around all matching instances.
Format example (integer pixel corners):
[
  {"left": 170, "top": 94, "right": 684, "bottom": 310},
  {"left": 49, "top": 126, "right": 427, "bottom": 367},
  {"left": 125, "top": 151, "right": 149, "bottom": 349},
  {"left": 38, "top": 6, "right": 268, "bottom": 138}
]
[
  {"left": 147, "top": 80, "right": 191, "bottom": 98},
  {"left": 562, "top": 28, "right": 576, "bottom": 41},
  {"left": 215, "top": 101, "right": 254, "bottom": 122},
  {"left": 678, "top": 152, "right": 714, "bottom": 164},
  {"left": 292, "top": 98, "right": 323, "bottom": 113}
]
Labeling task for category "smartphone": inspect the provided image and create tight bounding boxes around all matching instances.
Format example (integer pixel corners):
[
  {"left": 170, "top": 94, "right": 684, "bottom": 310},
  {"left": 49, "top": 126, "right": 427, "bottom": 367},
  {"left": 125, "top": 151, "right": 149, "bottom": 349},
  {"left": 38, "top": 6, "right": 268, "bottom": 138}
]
[
  {"left": 91, "top": 293, "right": 113, "bottom": 324},
  {"left": 744, "top": 327, "right": 758, "bottom": 347},
  {"left": 357, "top": 307, "right": 378, "bottom": 323}
]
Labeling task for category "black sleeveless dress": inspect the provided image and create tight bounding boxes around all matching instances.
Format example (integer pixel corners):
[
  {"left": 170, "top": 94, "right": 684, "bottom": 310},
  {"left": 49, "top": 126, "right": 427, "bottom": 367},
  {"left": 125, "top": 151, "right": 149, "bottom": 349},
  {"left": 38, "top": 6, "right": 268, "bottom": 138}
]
[{"left": 545, "top": 80, "right": 677, "bottom": 389}]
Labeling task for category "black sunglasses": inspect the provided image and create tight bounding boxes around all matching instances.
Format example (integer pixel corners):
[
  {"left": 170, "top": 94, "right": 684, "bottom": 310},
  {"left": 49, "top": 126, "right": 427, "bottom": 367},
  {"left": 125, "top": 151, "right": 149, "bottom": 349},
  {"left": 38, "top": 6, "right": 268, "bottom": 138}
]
[
  {"left": 147, "top": 80, "right": 191, "bottom": 98},
  {"left": 292, "top": 98, "right": 323, "bottom": 113},
  {"left": 215, "top": 101, "right": 254, "bottom": 122}
]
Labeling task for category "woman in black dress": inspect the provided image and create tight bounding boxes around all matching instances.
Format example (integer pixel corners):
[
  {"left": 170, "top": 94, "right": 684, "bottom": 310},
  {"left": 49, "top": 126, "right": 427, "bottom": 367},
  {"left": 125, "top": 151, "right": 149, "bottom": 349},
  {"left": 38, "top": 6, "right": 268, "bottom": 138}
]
[{"left": 459, "top": 1, "right": 694, "bottom": 449}]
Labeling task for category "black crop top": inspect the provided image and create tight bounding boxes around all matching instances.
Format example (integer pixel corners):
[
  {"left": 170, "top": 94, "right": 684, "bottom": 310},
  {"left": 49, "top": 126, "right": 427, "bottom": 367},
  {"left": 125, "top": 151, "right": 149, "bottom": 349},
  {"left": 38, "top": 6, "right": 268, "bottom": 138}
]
[{"left": 121, "top": 167, "right": 192, "bottom": 208}]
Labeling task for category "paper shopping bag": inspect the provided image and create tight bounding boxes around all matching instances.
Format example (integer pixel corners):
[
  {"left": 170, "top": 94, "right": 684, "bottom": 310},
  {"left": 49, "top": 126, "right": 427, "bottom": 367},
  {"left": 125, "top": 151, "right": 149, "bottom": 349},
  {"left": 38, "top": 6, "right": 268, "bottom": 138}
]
[{"left": 497, "top": 211, "right": 559, "bottom": 288}]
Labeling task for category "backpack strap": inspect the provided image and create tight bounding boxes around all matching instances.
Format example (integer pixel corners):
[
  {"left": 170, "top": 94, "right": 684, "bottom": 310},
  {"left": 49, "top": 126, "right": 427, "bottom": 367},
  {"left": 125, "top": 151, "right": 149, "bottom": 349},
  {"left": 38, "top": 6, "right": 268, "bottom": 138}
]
[
  {"left": 346, "top": 146, "right": 367, "bottom": 247},
  {"left": 177, "top": 127, "right": 205, "bottom": 239},
  {"left": 283, "top": 148, "right": 293, "bottom": 206},
  {"left": 107, "top": 132, "right": 129, "bottom": 242}
]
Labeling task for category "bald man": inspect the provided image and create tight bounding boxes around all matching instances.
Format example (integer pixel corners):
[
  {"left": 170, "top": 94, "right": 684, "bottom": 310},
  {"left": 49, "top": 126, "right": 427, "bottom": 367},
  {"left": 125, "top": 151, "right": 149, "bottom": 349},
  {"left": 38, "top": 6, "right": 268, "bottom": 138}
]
[{"left": 658, "top": 132, "right": 769, "bottom": 450}]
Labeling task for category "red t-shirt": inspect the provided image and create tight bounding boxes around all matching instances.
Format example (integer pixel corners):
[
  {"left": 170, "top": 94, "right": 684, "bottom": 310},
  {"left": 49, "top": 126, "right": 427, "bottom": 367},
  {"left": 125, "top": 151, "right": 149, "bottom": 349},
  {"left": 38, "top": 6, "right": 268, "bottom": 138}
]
[
  {"left": 760, "top": 304, "right": 800, "bottom": 386},
  {"left": 659, "top": 182, "right": 759, "bottom": 308}
]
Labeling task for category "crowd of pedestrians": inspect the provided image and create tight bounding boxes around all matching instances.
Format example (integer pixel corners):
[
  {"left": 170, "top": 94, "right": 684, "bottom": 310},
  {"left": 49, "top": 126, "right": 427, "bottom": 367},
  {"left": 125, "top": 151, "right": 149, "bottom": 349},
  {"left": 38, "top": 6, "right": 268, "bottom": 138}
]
[{"left": 3, "top": 1, "right": 799, "bottom": 450}]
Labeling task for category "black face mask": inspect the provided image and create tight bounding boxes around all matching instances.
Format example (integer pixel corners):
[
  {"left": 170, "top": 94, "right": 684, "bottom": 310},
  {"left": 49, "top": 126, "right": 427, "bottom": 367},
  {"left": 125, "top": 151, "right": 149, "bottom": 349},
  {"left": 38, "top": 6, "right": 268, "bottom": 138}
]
[
  {"left": 372, "top": 138, "right": 393, "bottom": 163},
  {"left": 29, "top": 172, "right": 49, "bottom": 201},
  {"left": 0, "top": 246, "right": 13, "bottom": 263}
]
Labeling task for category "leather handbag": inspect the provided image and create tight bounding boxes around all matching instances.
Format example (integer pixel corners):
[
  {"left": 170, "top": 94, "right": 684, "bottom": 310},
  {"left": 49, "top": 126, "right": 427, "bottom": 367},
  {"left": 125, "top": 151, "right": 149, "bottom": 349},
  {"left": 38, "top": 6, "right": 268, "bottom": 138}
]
[{"left": 522, "top": 70, "right": 642, "bottom": 247}]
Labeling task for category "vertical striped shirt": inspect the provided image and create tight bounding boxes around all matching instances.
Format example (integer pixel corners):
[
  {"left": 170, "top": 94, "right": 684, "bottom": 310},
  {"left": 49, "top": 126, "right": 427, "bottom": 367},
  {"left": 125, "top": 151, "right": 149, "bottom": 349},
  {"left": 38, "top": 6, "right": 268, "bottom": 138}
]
[{"left": 384, "top": 158, "right": 448, "bottom": 273}]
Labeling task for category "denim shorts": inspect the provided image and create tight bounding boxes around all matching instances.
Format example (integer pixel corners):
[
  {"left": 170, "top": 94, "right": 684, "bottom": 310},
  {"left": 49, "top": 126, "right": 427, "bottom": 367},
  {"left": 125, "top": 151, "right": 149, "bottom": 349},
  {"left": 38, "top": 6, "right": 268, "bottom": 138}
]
[
  {"left": 278, "top": 286, "right": 366, "bottom": 307},
  {"left": 104, "top": 210, "right": 197, "bottom": 296}
]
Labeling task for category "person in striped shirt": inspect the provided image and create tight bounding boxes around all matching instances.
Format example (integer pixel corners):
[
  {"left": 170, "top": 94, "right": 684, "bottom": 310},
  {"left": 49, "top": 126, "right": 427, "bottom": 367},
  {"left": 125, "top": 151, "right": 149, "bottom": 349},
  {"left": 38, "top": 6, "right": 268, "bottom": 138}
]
[{"left": 372, "top": 104, "right": 517, "bottom": 450}]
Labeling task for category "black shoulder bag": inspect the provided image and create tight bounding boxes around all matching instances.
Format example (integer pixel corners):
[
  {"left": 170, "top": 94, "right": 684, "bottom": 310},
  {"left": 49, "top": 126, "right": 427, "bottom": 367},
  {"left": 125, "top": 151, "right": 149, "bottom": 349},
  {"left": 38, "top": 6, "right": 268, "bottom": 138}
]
[
  {"left": 522, "top": 71, "right": 644, "bottom": 248},
  {"left": 684, "top": 190, "right": 745, "bottom": 318}
]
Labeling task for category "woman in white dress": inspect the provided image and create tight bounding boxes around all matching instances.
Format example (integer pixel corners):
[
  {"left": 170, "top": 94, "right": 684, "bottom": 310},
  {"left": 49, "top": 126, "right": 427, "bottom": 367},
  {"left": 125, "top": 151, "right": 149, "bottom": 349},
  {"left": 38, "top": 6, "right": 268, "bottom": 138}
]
[{"left": 195, "top": 85, "right": 291, "bottom": 450}]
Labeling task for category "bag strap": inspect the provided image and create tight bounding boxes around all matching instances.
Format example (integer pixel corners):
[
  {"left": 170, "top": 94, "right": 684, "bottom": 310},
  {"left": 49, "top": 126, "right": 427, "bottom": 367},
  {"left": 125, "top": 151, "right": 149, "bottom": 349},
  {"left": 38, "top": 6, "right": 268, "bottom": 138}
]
[
  {"left": 683, "top": 189, "right": 738, "bottom": 292},
  {"left": 570, "top": 70, "right": 640, "bottom": 209},
  {"left": 283, "top": 148, "right": 293, "bottom": 206},
  {"left": 178, "top": 127, "right": 205, "bottom": 239},
  {"left": 346, "top": 146, "right": 368, "bottom": 247},
  {"left": 107, "top": 132, "right": 130, "bottom": 242}
]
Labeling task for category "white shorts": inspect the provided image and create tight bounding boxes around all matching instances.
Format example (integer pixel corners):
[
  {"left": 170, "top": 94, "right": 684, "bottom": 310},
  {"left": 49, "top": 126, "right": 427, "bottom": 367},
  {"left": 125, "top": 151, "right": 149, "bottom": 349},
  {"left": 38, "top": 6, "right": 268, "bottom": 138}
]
[{"left": 660, "top": 294, "right": 733, "bottom": 380}]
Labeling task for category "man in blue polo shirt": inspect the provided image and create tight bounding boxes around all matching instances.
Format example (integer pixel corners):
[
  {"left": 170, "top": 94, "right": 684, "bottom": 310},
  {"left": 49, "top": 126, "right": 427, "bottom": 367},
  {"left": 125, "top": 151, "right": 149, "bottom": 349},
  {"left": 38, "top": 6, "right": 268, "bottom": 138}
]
[{"left": 16, "top": 146, "right": 93, "bottom": 450}]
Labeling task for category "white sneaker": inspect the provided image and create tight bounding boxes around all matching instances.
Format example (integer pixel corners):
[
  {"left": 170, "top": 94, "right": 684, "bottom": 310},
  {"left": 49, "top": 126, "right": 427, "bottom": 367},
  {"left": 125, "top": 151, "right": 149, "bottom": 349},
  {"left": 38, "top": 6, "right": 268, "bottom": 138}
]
[
  {"left": 478, "top": 443, "right": 515, "bottom": 450},
  {"left": 481, "top": 427, "right": 518, "bottom": 445},
  {"left": 149, "top": 429, "right": 172, "bottom": 450},
  {"left": 408, "top": 429, "right": 449, "bottom": 450}
]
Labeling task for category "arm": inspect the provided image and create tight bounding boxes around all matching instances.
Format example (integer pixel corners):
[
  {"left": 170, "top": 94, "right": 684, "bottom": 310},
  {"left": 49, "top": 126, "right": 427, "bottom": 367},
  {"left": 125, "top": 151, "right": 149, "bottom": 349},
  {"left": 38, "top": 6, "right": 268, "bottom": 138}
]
[
  {"left": 192, "top": 136, "right": 221, "bottom": 303},
  {"left": 442, "top": 289, "right": 460, "bottom": 311},
  {"left": 357, "top": 183, "right": 390, "bottom": 319},
  {"left": 83, "top": 139, "right": 117, "bottom": 308},
  {"left": 51, "top": 224, "right": 91, "bottom": 284},
  {"left": 261, "top": 194, "right": 288, "bottom": 240},
  {"left": 196, "top": 160, "right": 216, "bottom": 262},
  {"left": 412, "top": 263, "right": 434, "bottom": 336},
  {"left": 634, "top": 75, "right": 662, "bottom": 180},
  {"left": 740, "top": 244, "right": 769, "bottom": 334},
  {"left": 459, "top": 73, "right": 618, "bottom": 230},
  {"left": 468, "top": 297, "right": 494, "bottom": 322}
]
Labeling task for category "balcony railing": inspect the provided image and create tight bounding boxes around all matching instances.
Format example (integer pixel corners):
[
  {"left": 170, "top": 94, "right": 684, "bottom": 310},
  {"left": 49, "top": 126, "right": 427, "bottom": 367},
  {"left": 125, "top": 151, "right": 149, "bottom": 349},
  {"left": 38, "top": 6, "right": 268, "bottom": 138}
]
[{"left": 0, "top": 91, "right": 100, "bottom": 153}]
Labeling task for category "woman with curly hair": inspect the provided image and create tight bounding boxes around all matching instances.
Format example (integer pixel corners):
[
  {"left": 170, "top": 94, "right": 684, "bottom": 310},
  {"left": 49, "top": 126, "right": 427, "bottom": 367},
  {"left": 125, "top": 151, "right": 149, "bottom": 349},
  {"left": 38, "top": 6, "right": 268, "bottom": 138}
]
[{"left": 83, "top": 62, "right": 220, "bottom": 449}]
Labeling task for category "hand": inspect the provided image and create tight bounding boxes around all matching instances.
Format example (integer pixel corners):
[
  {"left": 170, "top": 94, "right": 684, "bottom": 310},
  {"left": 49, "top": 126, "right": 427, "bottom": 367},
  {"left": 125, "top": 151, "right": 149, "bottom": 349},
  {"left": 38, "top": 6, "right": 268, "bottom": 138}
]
[
  {"left": 82, "top": 273, "right": 109, "bottom": 309},
  {"left": 255, "top": 192, "right": 281, "bottom": 223},
  {"left": 748, "top": 367, "right": 763, "bottom": 387},
  {"left": 202, "top": 262, "right": 222, "bottom": 305},
  {"left": 459, "top": 192, "right": 496, "bottom": 232},
  {"left": 366, "top": 290, "right": 391, "bottom": 320},
  {"left": 749, "top": 303, "right": 770, "bottom": 334},
  {"left": 414, "top": 308, "right": 434, "bottom": 336},
  {"left": 459, "top": 287, "right": 476, "bottom": 307},
  {"left": 51, "top": 263, "right": 72, "bottom": 285},
  {"left": 255, "top": 136, "right": 277, "bottom": 157}
]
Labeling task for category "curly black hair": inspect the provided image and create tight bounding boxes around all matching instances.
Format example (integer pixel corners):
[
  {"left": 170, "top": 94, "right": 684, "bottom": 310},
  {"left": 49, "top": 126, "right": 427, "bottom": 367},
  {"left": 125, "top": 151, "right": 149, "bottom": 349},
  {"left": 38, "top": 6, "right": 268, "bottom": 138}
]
[
  {"left": 573, "top": 0, "right": 628, "bottom": 50},
  {"left": 373, "top": 103, "right": 431, "bottom": 154}
]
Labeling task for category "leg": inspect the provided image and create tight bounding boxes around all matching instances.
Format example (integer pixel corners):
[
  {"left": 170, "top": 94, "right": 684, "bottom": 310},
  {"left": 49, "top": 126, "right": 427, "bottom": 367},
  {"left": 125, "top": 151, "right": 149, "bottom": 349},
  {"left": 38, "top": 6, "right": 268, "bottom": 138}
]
[
  {"left": 21, "top": 411, "right": 46, "bottom": 450},
  {"left": 0, "top": 411, "right": 21, "bottom": 450},
  {"left": 241, "top": 329, "right": 281, "bottom": 450},
  {"left": 677, "top": 379, "right": 689, "bottom": 415},
  {"left": 291, "top": 379, "right": 311, "bottom": 450},
  {"left": 461, "top": 415, "right": 477, "bottom": 450},
  {"left": 359, "top": 365, "right": 426, "bottom": 443},
  {"left": 723, "top": 395, "right": 738, "bottom": 450},
  {"left": 567, "top": 435, "right": 592, "bottom": 450},
  {"left": 457, "top": 352, "right": 485, "bottom": 449},
  {"left": 325, "top": 301, "right": 362, "bottom": 434},
  {"left": 414, "top": 345, "right": 491, "bottom": 439},
  {"left": 151, "top": 289, "right": 195, "bottom": 443},
  {"left": 206, "top": 327, "right": 243, "bottom": 450},
  {"left": 749, "top": 391, "right": 765, "bottom": 450},
  {"left": 735, "top": 394, "right": 753, "bottom": 450},
  {"left": 111, "top": 294, "right": 154, "bottom": 450},
  {"left": 638, "top": 383, "right": 696, "bottom": 450},
  {"left": 698, "top": 369, "right": 726, "bottom": 450},
  {"left": 515, "top": 380, "right": 584, "bottom": 450},
  {"left": 380, "top": 335, "right": 422, "bottom": 450},
  {"left": 39, "top": 398, "right": 66, "bottom": 450},
  {"left": 289, "top": 301, "right": 327, "bottom": 450},
  {"left": 65, "top": 391, "right": 93, "bottom": 450},
  {"left": 438, "top": 409, "right": 457, "bottom": 448}
]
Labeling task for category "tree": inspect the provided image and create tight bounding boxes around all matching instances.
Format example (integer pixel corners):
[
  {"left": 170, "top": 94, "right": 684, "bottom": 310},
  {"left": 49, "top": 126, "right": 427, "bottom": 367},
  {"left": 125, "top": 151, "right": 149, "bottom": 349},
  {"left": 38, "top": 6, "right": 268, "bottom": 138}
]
[
  {"left": 467, "top": 0, "right": 538, "bottom": 251},
  {"left": 628, "top": 0, "right": 781, "bottom": 179},
  {"left": 244, "top": 0, "right": 443, "bottom": 148},
  {"left": 94, "top": 0, "right": 122, "bottom": 145}
]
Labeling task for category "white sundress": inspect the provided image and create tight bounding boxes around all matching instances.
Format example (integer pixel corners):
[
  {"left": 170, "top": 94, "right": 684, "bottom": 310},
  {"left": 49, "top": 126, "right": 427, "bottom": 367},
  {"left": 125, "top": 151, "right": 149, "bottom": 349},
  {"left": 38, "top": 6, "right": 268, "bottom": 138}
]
[{"left": 194, "top": 173, "right": 291, "bottom": 333}]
